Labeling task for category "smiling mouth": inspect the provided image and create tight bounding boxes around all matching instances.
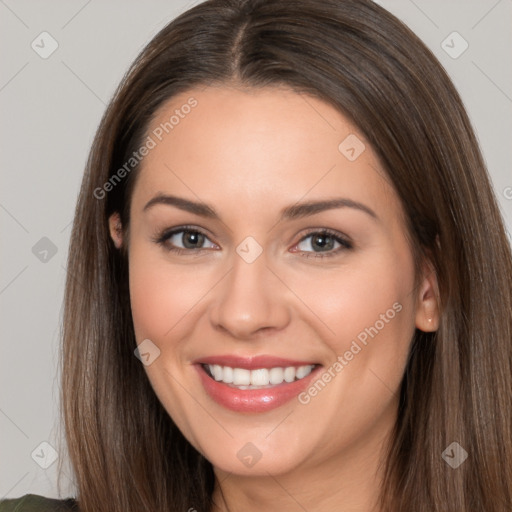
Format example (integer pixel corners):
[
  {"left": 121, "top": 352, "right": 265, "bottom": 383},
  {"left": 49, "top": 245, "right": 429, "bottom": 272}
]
[{"left": 202, "top": 363, "right": 319, "bottom": 389}]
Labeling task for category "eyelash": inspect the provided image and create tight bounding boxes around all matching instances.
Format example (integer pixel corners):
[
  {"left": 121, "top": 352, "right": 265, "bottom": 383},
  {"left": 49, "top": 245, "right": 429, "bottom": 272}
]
[{"left": 152, "top": 225, "right": 353, "bottom": 259}]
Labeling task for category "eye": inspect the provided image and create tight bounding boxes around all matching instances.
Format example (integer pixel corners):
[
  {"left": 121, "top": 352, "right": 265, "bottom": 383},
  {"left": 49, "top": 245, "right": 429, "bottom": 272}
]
[
  {"left": 153, "top": 226, "right": 352, "bottom": 258},
  {"left": 153, "top": 226, "right": 217, "bottom": 254},
  {"left": 292, "top": 229, "right": 352, "bottom": 258}
]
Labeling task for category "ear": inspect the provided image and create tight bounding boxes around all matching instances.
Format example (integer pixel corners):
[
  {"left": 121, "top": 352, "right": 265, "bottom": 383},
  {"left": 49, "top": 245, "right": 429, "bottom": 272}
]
[
  {"left": 108, "top": 212, "right": 124, "bottom": 249},
  {"left": 415, "top": 258, "right": 440, "bottom": 332}
]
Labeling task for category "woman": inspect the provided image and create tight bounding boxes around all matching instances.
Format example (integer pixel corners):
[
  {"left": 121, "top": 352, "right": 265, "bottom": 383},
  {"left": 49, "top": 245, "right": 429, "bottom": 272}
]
[{"left": 2, "top": 0, "right": 510, "bottom": 510}]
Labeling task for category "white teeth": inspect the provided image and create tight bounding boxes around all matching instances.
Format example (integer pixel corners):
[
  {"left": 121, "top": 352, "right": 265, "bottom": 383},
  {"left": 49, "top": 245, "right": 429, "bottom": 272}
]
[
  {"left": 296, "top": 365, "right": 311, "bottom": 379},
  {"left": 251, "top": 368, "right": 270, "bottom": 386},
  {"left": 269, "top": 367, "right": 284, "bottom": 385},
  {"left": 284, "top": 366, "right": 296, "bottom": 383},
  {"left": 212, "top": 364, "right": 223, "bottom": 381},
  {"left": 232, "top": 368, "right": 251, "bottom": 386},
  {"left": 206, "top": 364, "right": 316, "bottom": 388},
  {"left": 222, "top": 365, "right": 233, "bottom": 383}
]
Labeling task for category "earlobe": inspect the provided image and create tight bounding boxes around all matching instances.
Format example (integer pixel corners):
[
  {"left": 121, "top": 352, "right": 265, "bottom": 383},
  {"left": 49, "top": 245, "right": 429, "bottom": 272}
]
[
  {"left": 108, "top": 212, "right": 123, "bottom": 249},
  {"left": 415, "top": 261, "right": 440, "bottom": 332}
]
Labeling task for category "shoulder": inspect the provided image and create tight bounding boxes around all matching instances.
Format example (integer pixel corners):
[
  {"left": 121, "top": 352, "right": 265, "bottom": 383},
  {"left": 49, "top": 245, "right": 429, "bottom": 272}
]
[{"left": 0, "top": 495, "right": 78, "bottom": 512}]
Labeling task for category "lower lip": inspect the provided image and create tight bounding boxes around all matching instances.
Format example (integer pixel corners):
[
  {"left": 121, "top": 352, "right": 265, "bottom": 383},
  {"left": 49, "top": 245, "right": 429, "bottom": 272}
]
[{"left": 195, "top": 364, "right": 321, "bottom": 413}]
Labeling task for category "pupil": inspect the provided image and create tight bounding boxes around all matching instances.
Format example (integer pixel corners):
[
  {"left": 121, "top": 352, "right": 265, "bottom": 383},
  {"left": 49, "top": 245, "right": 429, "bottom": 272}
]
[
  {"left": 313, "top": 234, "right": 333, "bottom": 251},
  {"left": 183, "top": 232, "right": 203, "bottom": 249}
]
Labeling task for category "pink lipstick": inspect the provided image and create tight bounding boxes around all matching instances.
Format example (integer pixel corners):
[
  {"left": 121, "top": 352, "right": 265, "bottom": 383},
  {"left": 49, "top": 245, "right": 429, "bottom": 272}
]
[{"left": 193, "top": 354, "right": 321, "bottom": 413}]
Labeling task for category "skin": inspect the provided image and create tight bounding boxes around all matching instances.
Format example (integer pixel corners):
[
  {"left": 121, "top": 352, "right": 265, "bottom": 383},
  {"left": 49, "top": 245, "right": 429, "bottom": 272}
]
[{"left": 109, "top": 85, "right": 440, "bottom": 512}]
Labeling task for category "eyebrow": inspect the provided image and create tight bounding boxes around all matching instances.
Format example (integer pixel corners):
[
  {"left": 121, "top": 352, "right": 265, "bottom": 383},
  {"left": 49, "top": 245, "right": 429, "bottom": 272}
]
[{"left": 143, "top": 194, "right": 378, "bottom": 221}]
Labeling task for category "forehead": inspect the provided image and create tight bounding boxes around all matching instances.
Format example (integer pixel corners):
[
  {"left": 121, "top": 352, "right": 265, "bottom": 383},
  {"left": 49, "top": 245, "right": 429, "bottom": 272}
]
[{"left": 131, "top": 85, "right": 401, "bottom": 224}]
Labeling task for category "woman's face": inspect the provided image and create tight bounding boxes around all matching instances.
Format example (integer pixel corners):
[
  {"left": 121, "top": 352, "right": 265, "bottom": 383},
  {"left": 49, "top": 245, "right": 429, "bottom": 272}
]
[{"left": 110, "top": 85, "right": 438, "bottom": 478}]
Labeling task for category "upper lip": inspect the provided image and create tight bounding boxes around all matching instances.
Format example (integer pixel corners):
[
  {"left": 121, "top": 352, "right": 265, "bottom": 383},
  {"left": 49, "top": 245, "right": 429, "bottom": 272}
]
[{"left": 193, "top": 354, "right": 319, "bottom": 370}]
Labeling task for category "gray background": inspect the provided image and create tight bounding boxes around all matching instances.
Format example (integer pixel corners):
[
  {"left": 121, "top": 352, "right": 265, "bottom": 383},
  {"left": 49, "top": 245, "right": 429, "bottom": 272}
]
[{"left": 1, "top": 0, "right": 511, "bottom": 500}]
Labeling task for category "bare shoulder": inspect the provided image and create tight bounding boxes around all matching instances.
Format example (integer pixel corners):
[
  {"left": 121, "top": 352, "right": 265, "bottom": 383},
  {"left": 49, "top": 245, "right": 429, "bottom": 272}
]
[{"left": 0, "top": 495, "right": 78, "bottom": 512}]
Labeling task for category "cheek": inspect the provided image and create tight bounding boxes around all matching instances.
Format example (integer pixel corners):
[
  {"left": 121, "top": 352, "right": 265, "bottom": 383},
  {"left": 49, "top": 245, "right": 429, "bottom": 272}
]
[
  {"left": 290, "top": 246, "right": 416, "bottom": 367},
  {"left": 289, "top": 248, "right": 416, "bottom": 447},
  {"left": 128, "top": 245, "right": 207, "bottom": 344},
  {"left": 129, "top": 259, "right": 174, "bottom": 342},
  {"left": 127, "top": 246, "right": 206, "bottom": 438}
]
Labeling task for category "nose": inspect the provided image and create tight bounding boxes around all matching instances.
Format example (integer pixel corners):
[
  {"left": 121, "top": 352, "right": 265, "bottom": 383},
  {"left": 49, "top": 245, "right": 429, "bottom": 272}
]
[{"left": 209, "top": 248, "right": 291, "bottom": 340}]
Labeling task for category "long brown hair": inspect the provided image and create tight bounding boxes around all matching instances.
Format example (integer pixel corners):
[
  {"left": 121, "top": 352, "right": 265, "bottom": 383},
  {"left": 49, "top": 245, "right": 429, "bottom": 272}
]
[{"left": 60, "top": 0, "right": 512, "bottom": 510}]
